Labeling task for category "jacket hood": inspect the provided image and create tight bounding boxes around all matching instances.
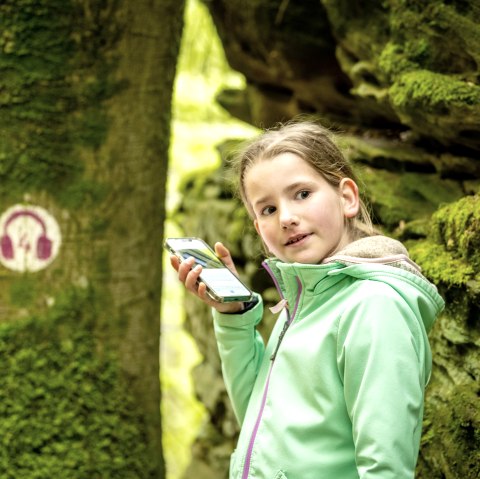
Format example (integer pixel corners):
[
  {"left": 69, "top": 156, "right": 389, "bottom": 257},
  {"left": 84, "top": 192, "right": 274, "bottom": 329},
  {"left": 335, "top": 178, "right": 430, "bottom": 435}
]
[
  {"left": 323, "top": 235, "right": 423, "bottom": 277},
  {"left": 264, "top": 235, "right": 445, "bottom": 333}
]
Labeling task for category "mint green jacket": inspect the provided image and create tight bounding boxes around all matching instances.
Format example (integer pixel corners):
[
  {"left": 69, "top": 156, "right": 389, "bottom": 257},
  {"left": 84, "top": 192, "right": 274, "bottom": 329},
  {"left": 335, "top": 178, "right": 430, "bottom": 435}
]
[{"left": 213, "top": 253, "right": 444, "bottom": 479}]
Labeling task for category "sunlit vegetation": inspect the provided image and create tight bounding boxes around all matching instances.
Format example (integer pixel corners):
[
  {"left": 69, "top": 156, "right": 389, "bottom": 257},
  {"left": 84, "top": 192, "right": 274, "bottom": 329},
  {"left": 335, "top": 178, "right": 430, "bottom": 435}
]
[{"left": 161, "top": 1, "right": 257, "bottom": 478}]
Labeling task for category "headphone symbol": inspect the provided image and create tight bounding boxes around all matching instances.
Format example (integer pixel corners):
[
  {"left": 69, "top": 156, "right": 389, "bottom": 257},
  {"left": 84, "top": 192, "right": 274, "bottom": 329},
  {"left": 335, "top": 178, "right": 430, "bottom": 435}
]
[{"left": 0, "top": 209, "right": 53, "bottom": 260}]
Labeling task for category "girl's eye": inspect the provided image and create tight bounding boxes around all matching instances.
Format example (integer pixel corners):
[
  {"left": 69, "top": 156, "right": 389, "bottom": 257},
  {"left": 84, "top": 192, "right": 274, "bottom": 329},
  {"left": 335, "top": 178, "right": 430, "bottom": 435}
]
[
  {"left": 261, "top": 205, "right": 276, "bottom": 216},
  {"left": 296, "top": 190, "right": 310, "bottom": 200}
]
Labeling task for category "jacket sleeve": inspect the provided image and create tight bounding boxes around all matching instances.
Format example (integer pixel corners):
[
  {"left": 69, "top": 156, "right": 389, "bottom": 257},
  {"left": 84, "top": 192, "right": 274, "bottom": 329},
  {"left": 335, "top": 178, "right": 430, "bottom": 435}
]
[
  {"left": 212, "top": 293, "right": 265, "bottom": 424},
  {"left": 336, "top": 282, "right": 430, "bottom": 479}
]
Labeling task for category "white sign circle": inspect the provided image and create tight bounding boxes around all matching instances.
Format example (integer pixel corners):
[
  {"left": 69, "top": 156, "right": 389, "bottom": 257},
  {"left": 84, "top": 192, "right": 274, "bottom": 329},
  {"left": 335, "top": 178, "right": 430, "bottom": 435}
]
[{"left": 0, "top": 204, "right": 62, "bottom": 272}]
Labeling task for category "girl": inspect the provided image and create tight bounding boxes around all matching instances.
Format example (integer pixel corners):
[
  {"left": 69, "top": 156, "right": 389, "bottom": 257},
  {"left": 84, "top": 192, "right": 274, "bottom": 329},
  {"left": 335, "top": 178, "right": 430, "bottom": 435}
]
[{"left": 170, "top": 120, "right": 444, "bottom": 479}]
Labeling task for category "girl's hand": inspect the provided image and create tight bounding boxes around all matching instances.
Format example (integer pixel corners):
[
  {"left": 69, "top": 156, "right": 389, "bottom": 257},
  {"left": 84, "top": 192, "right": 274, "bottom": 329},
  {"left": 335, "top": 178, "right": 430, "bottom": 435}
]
[{"left": 169, "top": 241, "right": 245, "bottom": 314}]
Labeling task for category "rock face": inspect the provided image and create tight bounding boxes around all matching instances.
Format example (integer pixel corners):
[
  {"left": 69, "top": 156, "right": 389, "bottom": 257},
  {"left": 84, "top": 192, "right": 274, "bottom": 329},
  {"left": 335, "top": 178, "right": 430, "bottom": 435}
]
[
  {"left": 174, "top": 1, "right": 480, "bottom": 477},
  {"left": 212, "top": 0, "right": 480, "bottom": 151}
]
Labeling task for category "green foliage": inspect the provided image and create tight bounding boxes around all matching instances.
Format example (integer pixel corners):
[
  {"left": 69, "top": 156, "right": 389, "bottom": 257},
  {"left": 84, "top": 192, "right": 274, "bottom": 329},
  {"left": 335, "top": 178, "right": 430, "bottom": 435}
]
[
  {"left": 0, "top": 0, "right": 120, "bottom": 206},
  {"left": 173, "top": 0, "right": 241, "bottom": 123},
  {"left": 177, "top": 0, "right": 228, "bottom": 77},
  {"left": 0, "top": 288, "right": 151, "bottom": 479}
]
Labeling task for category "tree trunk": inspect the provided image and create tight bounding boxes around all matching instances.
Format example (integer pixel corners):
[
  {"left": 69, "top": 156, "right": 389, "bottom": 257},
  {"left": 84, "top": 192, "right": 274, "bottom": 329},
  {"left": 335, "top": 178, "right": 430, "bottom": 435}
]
[{"left": 0, "top": 0, "right": 185, "bottom": 477}]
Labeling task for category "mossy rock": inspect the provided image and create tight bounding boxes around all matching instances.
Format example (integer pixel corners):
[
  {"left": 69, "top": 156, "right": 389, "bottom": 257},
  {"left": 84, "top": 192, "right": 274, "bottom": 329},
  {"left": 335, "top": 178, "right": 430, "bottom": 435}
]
[
  {"left": 324, "top": 0, "right": 480, "bottom": 150},
  {"left": 389, "top": 70, "right": 480, "bottom": 150},
  {"left": 408, "top": 194, "right": 480, "bottom": 290},
  {"left": 407, "top": 239, "right": 475, "bottom": 288},
  {"left": 418, "top": 383, "right": 480, "bottom": 479},
  {"left": 406, "top": 194, "right": 480, "bottom": 479},
  {"left": 359, "top": 167, "right": 463, "bottom": 228},
  {"left": 430, "top": 194, "right": 480, "bottom": 271}
]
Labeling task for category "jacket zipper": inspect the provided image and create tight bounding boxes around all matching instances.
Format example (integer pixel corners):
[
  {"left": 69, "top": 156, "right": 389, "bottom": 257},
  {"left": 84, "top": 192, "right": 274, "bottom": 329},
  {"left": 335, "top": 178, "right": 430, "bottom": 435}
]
[{"left": 241, "top": 264, "right": 302, "bottom": 479}]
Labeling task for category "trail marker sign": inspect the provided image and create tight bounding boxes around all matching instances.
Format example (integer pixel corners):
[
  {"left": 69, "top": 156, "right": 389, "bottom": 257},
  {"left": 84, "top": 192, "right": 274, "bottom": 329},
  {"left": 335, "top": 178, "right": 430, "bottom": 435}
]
[{"left": 0, "top": 205, "right": 61, "bottom": 272}]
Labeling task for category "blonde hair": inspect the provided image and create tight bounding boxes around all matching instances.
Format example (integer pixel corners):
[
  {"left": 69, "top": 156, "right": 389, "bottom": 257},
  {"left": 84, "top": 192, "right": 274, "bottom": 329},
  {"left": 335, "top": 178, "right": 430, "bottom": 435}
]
[{"left": 233, "top": 119, "right": 374, "bottom": 240}]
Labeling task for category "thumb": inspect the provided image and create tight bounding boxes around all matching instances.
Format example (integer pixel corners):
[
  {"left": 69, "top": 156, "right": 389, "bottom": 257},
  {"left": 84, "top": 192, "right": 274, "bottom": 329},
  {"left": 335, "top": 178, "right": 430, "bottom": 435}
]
[{"left": 214, "top": 242, "right": 239, "bottom": 275}]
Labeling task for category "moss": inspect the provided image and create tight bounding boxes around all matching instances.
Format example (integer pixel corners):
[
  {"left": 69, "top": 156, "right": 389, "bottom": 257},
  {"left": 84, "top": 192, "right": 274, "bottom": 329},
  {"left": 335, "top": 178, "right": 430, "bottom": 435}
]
[
  {"left": 0, "top": 0, "right": 121, "bottom": 206},
  {"left": 57, "top": 179, "right": 110, "bottom": 210},
  {"left": 414, "top": 198, "right": 480, "bottom": 479},
  {"left": 406, "top": 195, "right": 480, "bottom": 289},
  {"left": 390, "top": 70, "right": 480, "bottom": 115},
  {"left": 388, "top": 1, "right": 480, "bottom": 74},
  {"left": 10, "top": 276, "right": 37, "bottom": 307},
  {"left": 407, "top": 238, "right": 475, "bottom": 287},
  {"left": 418, "top": 384, "right": 480, "bottom": 479},
  {"left": 360, "top": 167, "right": 463, "bottom": 228},
  {"left": 431, "top": 194, "right": 480, "bottom": 271},
  {"left": 0, "top": 288, "right": 152, "bottom": 478},
  {"left": 378, "top": 42, "right": 418, "bottom": 78},
  {"left": 94, "top": 249, "right": 111, "bottom": 281},
  {"left": 379, "top": 38, "right": 443, "bottom": 79}
]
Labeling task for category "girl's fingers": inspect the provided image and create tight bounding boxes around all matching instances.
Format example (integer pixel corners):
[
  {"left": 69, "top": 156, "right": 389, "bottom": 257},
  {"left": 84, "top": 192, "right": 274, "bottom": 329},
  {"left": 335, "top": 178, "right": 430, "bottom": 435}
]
[
  {"left": 186, "top": 268, "right": 217, "bottom": 307},
  {"left": 169, "top": 255, "right": 180, "bottom": 271},
  {"left": 214, "top": 242, "right": 239, "bottom": 275},
  {"left": 197, "top": 282, "right": 210, "bottom": 302},
  {"left": 185, "top": 264, "right": 202, "bottom": 291},
  {"left": 177, "top": 260, "right": 211, "bottom": 302},
  {"left": 177, "top": 256, "right": 196, "bottom": 282}
]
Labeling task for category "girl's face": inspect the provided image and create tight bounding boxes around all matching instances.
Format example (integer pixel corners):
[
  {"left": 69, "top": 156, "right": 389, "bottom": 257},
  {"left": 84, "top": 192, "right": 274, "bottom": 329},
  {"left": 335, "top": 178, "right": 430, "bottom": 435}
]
[{"left": 244, "top": 152, "right": 359, "bottom": 264}]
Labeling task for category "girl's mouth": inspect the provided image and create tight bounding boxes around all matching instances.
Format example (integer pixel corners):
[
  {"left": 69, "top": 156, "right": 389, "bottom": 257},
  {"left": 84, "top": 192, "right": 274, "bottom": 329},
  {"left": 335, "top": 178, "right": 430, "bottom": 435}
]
[{"left": 285, "top": 234, "right": 311, "bottom": 246}]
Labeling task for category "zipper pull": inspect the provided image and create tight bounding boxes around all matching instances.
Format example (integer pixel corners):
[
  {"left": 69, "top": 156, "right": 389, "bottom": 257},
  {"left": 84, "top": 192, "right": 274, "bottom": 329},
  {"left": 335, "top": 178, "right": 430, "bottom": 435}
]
[
  {"left": 269, "top": 298, "right": 288, "bottom": 314},
  {"left": 270, "top": 319, "right": 290, "bottom": 361}
]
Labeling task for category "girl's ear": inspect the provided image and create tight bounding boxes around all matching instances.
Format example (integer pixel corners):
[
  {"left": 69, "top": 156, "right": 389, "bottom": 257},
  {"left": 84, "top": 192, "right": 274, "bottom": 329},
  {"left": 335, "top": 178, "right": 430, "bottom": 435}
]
[
  {"left": 254, "top": 218, "right": 261, "bottom": 236},
  {"left": 340, "top": 178, "right": 360, "bottom": 218}
]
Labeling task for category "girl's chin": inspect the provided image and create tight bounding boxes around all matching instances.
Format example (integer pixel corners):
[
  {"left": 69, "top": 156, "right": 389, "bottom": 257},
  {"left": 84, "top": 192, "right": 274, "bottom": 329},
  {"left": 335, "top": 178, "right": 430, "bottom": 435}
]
[{"left": 281, "top": 252, "right": 326, "bottom": 264}]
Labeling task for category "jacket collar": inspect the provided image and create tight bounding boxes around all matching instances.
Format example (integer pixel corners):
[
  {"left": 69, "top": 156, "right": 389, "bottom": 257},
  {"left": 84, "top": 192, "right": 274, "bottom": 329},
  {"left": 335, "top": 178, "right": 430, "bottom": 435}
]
[{"left": 262, "top": 258, "right": 342, "bottom": 309}]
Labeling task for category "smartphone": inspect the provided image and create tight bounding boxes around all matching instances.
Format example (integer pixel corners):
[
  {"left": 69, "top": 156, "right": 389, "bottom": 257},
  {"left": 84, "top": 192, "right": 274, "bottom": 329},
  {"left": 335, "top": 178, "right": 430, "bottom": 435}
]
[{"left": 164, "top": 237, "right": 253, "bottom": 303}]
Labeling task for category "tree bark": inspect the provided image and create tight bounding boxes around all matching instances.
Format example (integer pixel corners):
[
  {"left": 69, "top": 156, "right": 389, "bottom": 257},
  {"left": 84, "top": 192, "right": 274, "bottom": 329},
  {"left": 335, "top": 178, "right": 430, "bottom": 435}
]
[{"left": 0, "top": 0, "right": 185, "bottom": 477}]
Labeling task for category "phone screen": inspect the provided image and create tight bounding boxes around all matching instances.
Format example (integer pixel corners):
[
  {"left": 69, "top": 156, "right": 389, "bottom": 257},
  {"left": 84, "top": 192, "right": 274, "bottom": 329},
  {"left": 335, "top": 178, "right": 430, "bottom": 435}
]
[{"left": 165, "top": 238, "right": 252, "bottom": 302}]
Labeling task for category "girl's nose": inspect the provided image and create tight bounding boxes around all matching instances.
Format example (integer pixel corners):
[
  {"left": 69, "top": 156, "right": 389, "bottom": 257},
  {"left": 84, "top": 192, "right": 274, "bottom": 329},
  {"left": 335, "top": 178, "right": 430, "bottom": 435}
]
[{"left": 280, "top": 208, "right": 300, "bottom": 229}]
